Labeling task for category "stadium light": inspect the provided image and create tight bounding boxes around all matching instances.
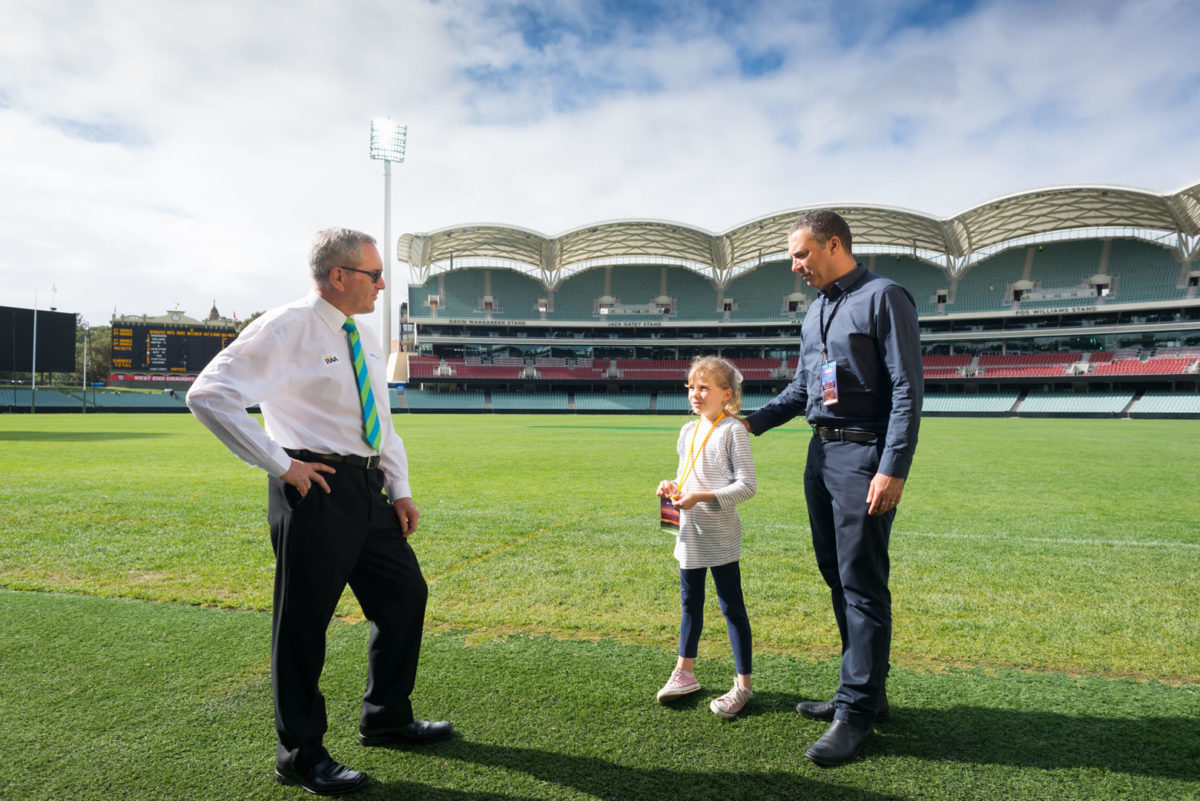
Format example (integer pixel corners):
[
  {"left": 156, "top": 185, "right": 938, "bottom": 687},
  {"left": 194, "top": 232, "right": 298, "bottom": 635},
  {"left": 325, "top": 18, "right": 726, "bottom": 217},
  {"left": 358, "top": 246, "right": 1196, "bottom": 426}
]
[{"left": 369, "top": 117, "right": 407, "bottom": 355}]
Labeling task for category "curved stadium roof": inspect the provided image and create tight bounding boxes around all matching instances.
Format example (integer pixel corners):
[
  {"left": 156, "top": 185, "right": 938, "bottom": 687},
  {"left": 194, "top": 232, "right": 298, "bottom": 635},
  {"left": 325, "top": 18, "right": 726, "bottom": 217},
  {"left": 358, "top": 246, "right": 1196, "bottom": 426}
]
[{"left": 399, "top": 179, "right": 1200, "bottom": 289}]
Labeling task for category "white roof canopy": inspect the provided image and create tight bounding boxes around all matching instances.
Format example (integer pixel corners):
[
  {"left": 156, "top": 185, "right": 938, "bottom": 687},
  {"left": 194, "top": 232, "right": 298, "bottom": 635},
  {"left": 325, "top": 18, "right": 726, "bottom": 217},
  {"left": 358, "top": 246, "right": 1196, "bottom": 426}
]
[{"left": 399, "top": 180, "right": 1200, "bottom": 289}]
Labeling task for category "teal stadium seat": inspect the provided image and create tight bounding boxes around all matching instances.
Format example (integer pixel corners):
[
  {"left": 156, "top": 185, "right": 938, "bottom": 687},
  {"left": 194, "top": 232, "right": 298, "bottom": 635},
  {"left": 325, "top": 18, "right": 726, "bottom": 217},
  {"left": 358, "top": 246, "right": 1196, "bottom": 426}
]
[
  {"left": 25, "top": 389, "right": 81, "bottom": 408},
  {"left": 7, "top": 388, "right": 83, "bottom": 409},
  {"left": 436, "top": 269, "right": 489, "bottom": 319},
  {"left": 725, "top": 262, "right": 803, "bottom": 321},
  {"left": 485, "top": 269, "right": 546, "bottom": 320},
  {"left": 85, "top": 390, "right": 189, "bottom": 410},
  {"left": 549, "top": 267, "right": 606, "bottom": 320},
  {"left": 608, "top": 265, "right": 661, "bottom": 308},
  {"left": 921, "top": 393, "right": 1019, "bottom": 414},
  {"left": 573, "top": 393, "right": 651, "bottom": 411},
  {"left": 1106, "top": 239, "right": 1185, "bottom": 304},
  {"left": 665, "top": 267, "right": 720, "bottom": 321},
  {"left": 655, "top": 393, "right": 692, "bottom": 412},
  {"left": 1131, "top": 392, "right": 1200, "bottom": 416},
  {"left": 1032, "top": 240, "right": 1103, "bottom": 287},
  {"left": 403, "top": 389, "right": 486, "bottom": 410},
  {"left": 952, "top": 248, "right": 1026, "bottom": 313},
  {"left": 1012, "top": 240, "right": 1105, "bottom": 311},
  {"left": 739, "top": 392, "right": 778, "bottom": 412},
  {"left": 409, "top": 268, "right": 545, "bottom": 320},
  {"left": 1019, "top": 392, "right": 1132, "bottom": 415},
  {"left": 870, "top": 255, "right": 951, "bottom": 317},
  {"left": 491, "top": 392, "right": 569, "bottom": 411}
]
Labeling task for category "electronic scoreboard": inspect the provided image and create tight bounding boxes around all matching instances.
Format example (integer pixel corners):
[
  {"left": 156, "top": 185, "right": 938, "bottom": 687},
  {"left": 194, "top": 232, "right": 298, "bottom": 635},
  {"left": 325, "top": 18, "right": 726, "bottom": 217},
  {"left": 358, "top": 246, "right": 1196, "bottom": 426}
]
[{"left": 110, "top": 322, "right": 236, "bottom": 372}]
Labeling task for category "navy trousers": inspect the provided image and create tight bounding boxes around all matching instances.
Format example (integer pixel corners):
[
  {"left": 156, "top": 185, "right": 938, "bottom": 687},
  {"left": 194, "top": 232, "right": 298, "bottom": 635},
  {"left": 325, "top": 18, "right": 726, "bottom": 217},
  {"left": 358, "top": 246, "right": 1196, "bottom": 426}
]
[
  {"left": 803, "top": 433, "right": 893, "bottom": 730},
  {"left": 268, "top": 464, "right": 428, "bottom": 772},
  {"left": 678, "top": 561, "right": 753, "bottom": 675}
]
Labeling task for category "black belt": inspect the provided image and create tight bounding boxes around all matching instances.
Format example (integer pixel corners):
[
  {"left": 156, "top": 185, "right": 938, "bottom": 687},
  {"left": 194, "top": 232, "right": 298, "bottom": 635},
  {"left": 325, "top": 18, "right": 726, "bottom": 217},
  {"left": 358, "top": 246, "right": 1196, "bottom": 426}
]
[
  {"left": 285, "top": 448, "right": 380, "bottom": 470},
  {"left": 815, "top": 427, "right": 878, "bottom": 444}
]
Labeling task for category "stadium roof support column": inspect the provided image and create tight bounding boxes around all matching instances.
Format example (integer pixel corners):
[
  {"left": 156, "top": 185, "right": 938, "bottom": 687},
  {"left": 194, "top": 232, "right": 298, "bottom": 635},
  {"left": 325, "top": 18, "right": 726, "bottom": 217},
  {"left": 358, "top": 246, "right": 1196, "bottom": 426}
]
[
  {"left": 541, "top": 239, "right": 562, "bottom": 291},
  {"left": 1165, "top": 186, "right": 1200, "bottom": 261},
  {"left": 939, "top": 219, "right": 971, "bottom": 273},
  {"left": 710, "top": 234, "right": 734, "bottom": 289},
  {"left": 1178, "top": 234, "right": 1200, "bottom": 263},
  {"left": 399, "top": 234, "right": 432, "bottom": 286}
]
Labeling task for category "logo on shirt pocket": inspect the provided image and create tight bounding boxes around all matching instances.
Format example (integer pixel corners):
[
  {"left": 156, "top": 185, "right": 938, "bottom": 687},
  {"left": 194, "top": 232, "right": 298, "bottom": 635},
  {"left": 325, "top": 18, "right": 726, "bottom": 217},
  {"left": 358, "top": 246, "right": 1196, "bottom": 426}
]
[{"left": 323, "top": 355, "right": 339, "bottom": 365}]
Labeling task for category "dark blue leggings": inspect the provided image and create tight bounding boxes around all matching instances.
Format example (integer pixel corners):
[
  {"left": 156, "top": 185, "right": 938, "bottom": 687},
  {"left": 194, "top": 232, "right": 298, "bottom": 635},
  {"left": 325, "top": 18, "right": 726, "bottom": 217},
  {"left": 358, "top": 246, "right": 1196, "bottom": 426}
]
[{"left": 678, "top": 560, "right": 752, "bottom": 675}]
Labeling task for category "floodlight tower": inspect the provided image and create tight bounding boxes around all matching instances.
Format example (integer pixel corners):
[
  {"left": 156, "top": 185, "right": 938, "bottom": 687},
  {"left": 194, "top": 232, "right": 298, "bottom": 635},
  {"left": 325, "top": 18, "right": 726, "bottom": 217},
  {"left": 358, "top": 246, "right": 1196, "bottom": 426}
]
[{"left": 369, "top": 118, "right": 407, "bottom": 355}]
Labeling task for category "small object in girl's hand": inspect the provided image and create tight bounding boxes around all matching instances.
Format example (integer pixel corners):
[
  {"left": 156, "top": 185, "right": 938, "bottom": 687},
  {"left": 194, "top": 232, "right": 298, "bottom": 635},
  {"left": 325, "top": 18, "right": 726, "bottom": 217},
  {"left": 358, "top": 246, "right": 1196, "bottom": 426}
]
[{"left": 660, "top": 496, "right": 680, "bottom": 535}]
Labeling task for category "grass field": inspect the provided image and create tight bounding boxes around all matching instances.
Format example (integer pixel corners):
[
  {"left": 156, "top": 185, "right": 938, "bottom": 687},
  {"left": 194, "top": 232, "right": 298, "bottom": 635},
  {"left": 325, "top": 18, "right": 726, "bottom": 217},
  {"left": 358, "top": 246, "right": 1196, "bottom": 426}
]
[{"left": 2, "top": 413, "right": 1198, "bottom": 800}]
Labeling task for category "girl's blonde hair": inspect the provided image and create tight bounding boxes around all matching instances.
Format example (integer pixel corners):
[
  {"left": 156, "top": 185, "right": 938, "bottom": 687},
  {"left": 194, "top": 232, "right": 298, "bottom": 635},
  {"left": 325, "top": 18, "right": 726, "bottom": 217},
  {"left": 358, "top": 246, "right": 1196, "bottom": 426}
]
[{"left": 688, "top": 355, "right": 743, "bottom": 415}]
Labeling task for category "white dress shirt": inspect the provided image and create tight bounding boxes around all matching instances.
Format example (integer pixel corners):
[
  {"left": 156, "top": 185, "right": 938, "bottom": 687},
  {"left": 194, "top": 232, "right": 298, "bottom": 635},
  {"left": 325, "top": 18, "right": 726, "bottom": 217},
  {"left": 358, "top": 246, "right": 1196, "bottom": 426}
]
[{"left": 187, "top": 291, "right": 411, "bottom": 500}]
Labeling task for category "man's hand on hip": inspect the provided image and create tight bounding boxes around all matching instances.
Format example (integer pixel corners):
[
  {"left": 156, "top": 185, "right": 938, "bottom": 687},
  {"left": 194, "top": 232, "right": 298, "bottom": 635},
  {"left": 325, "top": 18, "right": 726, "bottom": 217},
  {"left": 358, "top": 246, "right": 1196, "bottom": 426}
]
[
  {"left": 280, "top": 459, "right": 335, "bottom": 498},
  {"left": 393, "top": 497, "right": 420, "bottom": 537}
]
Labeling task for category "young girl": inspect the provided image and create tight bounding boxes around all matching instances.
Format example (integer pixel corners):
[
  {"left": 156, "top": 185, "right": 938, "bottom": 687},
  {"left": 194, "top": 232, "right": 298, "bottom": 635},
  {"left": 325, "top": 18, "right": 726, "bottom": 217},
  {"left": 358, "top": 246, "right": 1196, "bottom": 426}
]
[{"left": 655, "top": 356, "right": 757, "bottom": 718}]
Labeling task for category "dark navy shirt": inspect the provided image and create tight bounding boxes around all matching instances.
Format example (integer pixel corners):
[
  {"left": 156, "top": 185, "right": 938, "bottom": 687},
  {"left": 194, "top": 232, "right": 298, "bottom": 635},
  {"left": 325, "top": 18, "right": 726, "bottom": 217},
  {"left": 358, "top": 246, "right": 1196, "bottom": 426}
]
[{"left": 746, "top": 263, "right": 923, "bottom": 479}]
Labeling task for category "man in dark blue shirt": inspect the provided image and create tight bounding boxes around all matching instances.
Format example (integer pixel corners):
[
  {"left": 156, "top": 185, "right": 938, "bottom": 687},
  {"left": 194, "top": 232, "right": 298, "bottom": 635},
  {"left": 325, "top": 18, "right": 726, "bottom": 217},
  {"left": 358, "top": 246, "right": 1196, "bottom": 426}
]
[{"left": 743, "top": 209, "right": 923, "bottom": 767}]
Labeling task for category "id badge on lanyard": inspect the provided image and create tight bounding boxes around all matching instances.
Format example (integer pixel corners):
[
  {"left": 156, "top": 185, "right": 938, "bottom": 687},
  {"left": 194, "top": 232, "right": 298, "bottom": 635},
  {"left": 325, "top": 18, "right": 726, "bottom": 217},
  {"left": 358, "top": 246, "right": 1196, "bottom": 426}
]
[
  {"left": 660, "top": 496, "right": 681, "bottom": 534},
  {"left": 821, "top": 360, "right": 838, "bottom": 406}
]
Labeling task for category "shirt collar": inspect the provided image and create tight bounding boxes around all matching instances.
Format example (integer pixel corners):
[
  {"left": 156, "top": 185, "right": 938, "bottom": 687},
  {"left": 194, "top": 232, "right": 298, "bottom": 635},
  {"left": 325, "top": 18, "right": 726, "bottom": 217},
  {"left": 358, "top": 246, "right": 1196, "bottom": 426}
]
[
  {"left": 307, "top": 291, "right": 351, "bottom": 334},
  {"left": 821, "top": 263, "right": 867, "bottom": 301}
]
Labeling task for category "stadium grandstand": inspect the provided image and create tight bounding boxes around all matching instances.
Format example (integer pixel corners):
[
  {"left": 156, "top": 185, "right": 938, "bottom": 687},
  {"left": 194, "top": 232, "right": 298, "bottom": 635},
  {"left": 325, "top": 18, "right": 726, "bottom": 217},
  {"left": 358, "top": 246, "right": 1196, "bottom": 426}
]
[
  {"left": 390, "top": 179, "right": 1200, "bottom": 418},
  {"left": 8, "top": 181, "right": 1198, "bottom": 418}
]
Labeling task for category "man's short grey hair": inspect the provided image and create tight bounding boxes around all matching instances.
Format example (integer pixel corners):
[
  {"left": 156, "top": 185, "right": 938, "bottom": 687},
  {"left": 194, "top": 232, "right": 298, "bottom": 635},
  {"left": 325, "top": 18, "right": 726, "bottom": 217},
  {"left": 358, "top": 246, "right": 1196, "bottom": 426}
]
[
  {"left": 790, "top": 210, "right": 853, "bottom": 255},
  {"left": 310, "top": 228, "right": 377, "bottom": 284}
]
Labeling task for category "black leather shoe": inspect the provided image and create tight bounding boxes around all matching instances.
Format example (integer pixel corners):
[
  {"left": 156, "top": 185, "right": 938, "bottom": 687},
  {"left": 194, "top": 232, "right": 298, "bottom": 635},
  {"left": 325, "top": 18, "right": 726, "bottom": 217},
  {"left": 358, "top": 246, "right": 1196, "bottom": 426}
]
[
  {"left": 274, "top": 758, "right": 368, "bottom": 795},
  {"left": 804, "top": 720, "right": 874, "bottom": 767},
  {"left": 359, "top": 719, "right": 454, "bottom": 747},
  {"left": 796, "top": 691, "right": 890, "bottom": 723}
]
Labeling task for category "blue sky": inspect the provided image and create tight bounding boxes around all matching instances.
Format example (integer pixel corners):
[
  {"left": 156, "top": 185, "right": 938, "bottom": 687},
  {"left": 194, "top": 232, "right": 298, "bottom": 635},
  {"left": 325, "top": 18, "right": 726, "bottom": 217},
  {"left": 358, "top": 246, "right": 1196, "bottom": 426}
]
[{"left": 1, "top": 0, "right": 1197, "bottom": 335}]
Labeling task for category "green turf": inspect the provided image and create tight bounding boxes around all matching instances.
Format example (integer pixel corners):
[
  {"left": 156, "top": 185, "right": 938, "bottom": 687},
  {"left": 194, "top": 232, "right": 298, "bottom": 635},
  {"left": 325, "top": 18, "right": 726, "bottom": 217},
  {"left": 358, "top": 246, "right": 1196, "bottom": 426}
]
[
  {"left": 2, "top": 591, "right": 1197, "bottom": 801},
  {"left": 2, "top": 414, "right": 1197, "bottom": 681},
  {"left": 2, "top": 413, "right": 1199, "bottom": 799}
]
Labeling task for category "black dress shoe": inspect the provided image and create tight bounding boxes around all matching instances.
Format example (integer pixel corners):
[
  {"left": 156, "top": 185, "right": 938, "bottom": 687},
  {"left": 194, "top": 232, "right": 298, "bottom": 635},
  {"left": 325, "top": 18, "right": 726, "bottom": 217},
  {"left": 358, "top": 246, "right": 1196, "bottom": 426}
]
[
  {"left": 804, "top": 720, "right": 874, "bottom": 767},
  {"left": 274, "top": 758, "right": 368, "bottom": 796},
  {"left": 359, "top": 719, "right": 454, "bottom": 747},
  {"left": 796, "top": 691, "right": 890, "bottom": 723}
]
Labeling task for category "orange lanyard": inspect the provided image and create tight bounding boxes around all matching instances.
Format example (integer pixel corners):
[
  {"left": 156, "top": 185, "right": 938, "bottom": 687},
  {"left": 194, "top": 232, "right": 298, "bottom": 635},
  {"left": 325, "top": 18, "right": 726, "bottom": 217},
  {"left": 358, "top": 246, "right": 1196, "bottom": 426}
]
[{"left": 677, "top": 413, "right": 725, "bottom": 493}]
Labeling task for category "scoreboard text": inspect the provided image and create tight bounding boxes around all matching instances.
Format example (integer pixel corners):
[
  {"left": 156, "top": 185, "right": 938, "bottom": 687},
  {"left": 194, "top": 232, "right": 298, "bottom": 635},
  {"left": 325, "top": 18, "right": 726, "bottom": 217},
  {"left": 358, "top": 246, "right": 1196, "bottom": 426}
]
[{"left": 110, "top": 323, "right": 236, "bottom": 372}]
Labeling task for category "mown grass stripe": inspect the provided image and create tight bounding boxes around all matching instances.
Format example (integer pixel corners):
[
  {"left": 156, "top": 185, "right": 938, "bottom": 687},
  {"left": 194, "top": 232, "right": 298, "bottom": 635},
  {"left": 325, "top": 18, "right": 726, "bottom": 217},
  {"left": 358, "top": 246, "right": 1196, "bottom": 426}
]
[{"left": 2, "top": 590, "right": 1198, "bottom": 801}]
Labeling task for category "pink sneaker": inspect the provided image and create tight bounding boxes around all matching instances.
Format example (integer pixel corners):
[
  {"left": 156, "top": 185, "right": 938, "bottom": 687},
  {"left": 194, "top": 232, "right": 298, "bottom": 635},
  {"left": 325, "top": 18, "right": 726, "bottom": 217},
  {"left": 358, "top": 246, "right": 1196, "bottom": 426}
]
[
  {"left": 656, "top": 670, "right": 701, "bottom": 703},
  {"left": 709, "top": 682, "right": 752, "bottom": 719}
]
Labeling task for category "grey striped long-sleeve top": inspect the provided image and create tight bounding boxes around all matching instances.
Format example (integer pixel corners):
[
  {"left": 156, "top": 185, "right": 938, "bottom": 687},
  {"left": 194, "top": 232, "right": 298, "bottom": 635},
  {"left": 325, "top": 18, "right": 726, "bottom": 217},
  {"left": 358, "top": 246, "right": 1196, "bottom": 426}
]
[{"left": 672, "top": 416, "right": 757, "bottom": 569}]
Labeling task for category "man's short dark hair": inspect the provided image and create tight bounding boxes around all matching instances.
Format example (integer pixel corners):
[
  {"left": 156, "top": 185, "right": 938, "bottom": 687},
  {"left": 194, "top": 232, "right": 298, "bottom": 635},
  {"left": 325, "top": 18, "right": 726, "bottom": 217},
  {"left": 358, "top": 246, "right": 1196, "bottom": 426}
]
[
  {"left": 790, "top": 210, "right": 853, "bottom": 255},
  {"left": 310, "top": 228, "right": 377, "bottom": 284}
]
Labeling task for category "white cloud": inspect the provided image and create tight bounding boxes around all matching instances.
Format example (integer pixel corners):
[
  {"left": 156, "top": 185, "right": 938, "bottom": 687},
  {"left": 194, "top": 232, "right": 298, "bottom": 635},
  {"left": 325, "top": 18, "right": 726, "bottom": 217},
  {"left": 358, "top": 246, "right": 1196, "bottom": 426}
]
[{"left": 0, "top": 0, "right": 1197, "bottom": 338}]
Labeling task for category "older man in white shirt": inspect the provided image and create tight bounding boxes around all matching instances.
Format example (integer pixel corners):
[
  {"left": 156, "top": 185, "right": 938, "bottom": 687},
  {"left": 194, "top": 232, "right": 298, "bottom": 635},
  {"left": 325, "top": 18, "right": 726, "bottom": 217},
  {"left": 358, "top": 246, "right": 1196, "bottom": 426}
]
[{"left": 188, "top": 228, "right": 450, "bottom": 796}]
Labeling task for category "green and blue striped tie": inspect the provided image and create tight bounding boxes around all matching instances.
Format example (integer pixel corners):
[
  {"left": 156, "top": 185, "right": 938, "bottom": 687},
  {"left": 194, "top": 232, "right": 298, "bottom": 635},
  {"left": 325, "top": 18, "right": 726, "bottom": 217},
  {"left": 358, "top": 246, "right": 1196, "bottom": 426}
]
[{"left": 342, "top": 318, "right": 382, "bottom": 451}]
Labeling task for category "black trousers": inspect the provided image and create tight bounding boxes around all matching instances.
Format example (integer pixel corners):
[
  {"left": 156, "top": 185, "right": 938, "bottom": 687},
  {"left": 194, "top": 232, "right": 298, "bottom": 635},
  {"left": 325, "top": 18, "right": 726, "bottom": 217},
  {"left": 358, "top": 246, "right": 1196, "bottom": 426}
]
[
  {"left": 267, "top": 464, "right": 427, "bottom": 772},
  {"left": 803, "top": 433, "right": 894, "bottom": 731}
]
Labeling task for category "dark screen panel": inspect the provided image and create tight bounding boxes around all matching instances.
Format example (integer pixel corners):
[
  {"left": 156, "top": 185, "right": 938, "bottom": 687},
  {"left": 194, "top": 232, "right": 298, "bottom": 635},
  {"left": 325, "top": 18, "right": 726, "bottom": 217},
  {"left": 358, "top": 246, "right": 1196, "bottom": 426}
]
[{"left": 0, "top": 306, "right": 77, "bottom": 372}]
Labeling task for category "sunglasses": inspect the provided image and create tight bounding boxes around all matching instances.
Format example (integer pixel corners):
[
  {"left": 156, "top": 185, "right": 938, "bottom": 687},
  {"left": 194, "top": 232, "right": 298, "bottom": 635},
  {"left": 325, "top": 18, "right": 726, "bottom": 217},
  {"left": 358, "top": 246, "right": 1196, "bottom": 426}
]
[{"left": 337, "top": 265, "right": 384, "bottom": 282}]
